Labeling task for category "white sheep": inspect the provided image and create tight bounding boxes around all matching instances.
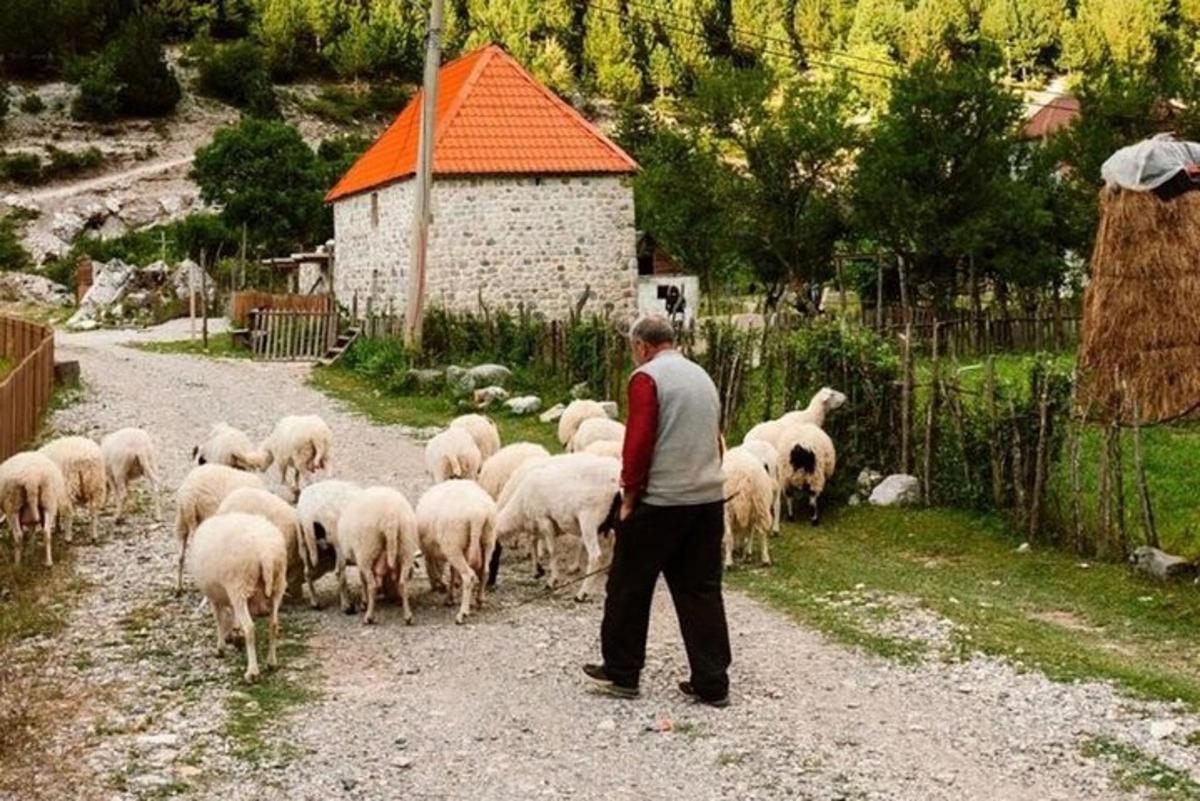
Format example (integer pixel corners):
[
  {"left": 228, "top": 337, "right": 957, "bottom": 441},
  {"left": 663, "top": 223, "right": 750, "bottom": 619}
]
[
  {"left": 332, "top": 486, "right": 419, "bottom": 624},
  {"left": 495, "top": 453, "right": 621, "bottom": 601},
  {"left": 567, "top": 417, "right": 626, "bottom": 454},
  {"left": 743, "top": 419, "right": 784, "bottom": 450},
  {"left": 739, "top": 438, "right": 781, "bottom": 536},
  {"left": 477, "top": 442, "right": 550, "bottom": 500},
  {"left": 217, "top": 487, "right": 305, "bottom": 601},
  {"left": 415, "top": 480, "right": 498, "bottom": 624},
  {"left": 449, "top": 413, "right": 501, "bottom": 462},
  {"left": 100, "top": 427, "right": 163, "bottom": 521},
  {"left": 261, "top": 415, "right": 333, "bottom": 494},
  {"left": 295, "top": 479, "right": 362, "bottom": 608},
  {"left": 38, "top": 435, "right": 106, "bottom": 543},
  {"left": 722, "top": 447, "right": 776, "bottom": 567},
  {"left": 194, "top": 422, "right": 270, "bottom": 471},
  {"left": 0, "top": 451, "right": 66, "bottom": 566},
  {"left": 424, "top": 426, "right": 482, "bottom": 482},
  {"left": 582, "top": 439, "right": 623, "bottom": 460},
  {"left": 187, "top": 512, "right": 287, "bottom": 682},
  {"left": 174, "top": 464, "right": 266, "bottom": 595},
  {"left": 776, "top": 422, "right": 837, "bottom": 526},
  {"left": 557, "top": 399, "right": 607, "bottom": 446},
  {"left": 778, "top": 387, "right": 848, "bottom": 429}
]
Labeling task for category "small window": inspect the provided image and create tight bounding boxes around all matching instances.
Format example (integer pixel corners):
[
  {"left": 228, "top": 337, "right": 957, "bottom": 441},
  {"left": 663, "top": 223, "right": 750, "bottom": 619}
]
[{"left": 370, "top": 192, "right": 380, "bottom": 229}]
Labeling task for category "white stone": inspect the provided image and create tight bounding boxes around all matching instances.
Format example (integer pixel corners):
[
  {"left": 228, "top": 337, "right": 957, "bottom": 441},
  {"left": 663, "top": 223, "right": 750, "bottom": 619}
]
[
  {"left": 868, "top": 474, "right": 920, "bottom": 507},
  {"left": 51, "top": 210, "right": 86, "bottom": 242},
  {"left": 98, "top": 215, "right": 127, "bottom": 240},
  {"left": 857, "top": 469, "right": 883, "bottom": 493},
  {"left": 0, "top": 272, "right": 72, "bottom": 306},
  {"left": 104, "top": 194, "right": 123, "bottom": 216},
  {"left": 26, "top": 231, "right": 69, "bottom": 264},
  {"left": 1150, "top": 720, "right": 1177, "bottom": 739},
  {"left": 600, "top": 401, "right": 619, "bottom": 419},
  {"left": 69, "top": 258, "right": 136, "bottom": 327},
  {"left": 506, "top": 396, "right": 542, "bottom": 415},
  {"left": 3, "top": 194, "right": 40, "bottom": 215},
  {"left": 468, "top": 364, "right": 513, "bottom": 386},
  {"left": 538, "top": 403, "right": 566, "bottom": 423}
]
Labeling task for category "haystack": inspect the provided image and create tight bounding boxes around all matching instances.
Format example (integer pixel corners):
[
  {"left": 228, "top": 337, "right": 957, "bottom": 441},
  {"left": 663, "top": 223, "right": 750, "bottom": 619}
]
[{"left": 1077, "top": 185, "right": 1200, "bottom": 423}]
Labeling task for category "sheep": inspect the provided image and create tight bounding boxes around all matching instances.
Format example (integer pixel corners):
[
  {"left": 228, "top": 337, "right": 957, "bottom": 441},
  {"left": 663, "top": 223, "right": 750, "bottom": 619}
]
[
  {"left": 721, "top": 447, "right": 776, "bottom": 567},
  {"left": 187, "top": 512, "right": 287, "bottom": 682},
  {"left": 38, "top": 435, "right": 106, "bottom": 543},
  {"left": 776, "top": 422, "right": 837, "bottom": 526},
  {"left": 477, "top": 442, "right": 551, "bottom": 500},
  {"left": 557, "top": 399, "right": 607, "bottom": 447},
  {"left": 0, "top": 451, "right": 66, "bottom": 567},
  {"left": 449, "top": 413, "right": 501, "bottom": 462},
  {"left": 331, "top": 487, "right": 419, "bottom": 625},
  {"left": 739, "top": 438, "right": 782, "bottom": 536},
  {"left": 217, "top": 488, "right": 305, "bottom": 602},
  {"left": 174, "top": 464, "right": 266, "bottom": 595},
  {"left": 424, "top": 427, "right": 483, "bottom": 482},
  {"left": 743, "top": 419, "right": 784, "bottom": 451},
  {"left": 100, "top": 427, "right": 163, "bottom": 522},
  {"left": 193, "top": 422, "right": 270, "bottom": 471},
  {"left": 295, "top": 479, "right": 362, "bottom": 608},
  {"left": 567, "top": 417, "right": 626, "bottom": 454},
  {"left": 583, "top": 439, "right": 624, "bottom": 460},
  {"left": 415, "top": 480, "right": 498, "bottom": 624},
  {"left": 260, "top": 415, "right": 333, "bottom": 495},
  {"left": 495, "top": 453, "right": 621, "bottom": 602},
  {"left": 778, "top": 387, "right": 848, "bottom": 429}
]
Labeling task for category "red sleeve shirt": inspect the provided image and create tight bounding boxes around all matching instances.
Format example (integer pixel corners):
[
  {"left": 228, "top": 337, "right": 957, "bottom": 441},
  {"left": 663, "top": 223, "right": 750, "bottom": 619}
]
[{"left": 621, "top": 372, "right": 659, "bottom": 497}]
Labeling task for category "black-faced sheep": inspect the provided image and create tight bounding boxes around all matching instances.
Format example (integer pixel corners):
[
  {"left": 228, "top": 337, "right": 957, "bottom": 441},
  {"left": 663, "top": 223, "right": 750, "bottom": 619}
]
[{"left": 777, "top": 422, "right": 836, "bottom": 526}]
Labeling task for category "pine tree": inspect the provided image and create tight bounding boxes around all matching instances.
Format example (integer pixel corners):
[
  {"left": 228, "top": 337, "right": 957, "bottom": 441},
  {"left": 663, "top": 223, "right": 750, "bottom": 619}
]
[
  {"left": 583, "top": 4, "right": 643, "bottom": 102},
  {"left": 1061, "top": 0, "right": 1169, "bottom": 71},
  {"left": 980, "top": 0, "right": 1064, "bottom": 79}
]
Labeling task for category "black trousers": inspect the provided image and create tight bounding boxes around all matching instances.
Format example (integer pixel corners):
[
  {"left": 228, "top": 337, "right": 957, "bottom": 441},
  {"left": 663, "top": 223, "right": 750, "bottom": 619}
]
[{"left": 600, "top": 500, "right": 731, "bottom": 699}]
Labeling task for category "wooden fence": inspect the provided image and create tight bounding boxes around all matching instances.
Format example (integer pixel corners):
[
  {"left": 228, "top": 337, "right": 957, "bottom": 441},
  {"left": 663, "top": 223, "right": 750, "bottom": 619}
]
[
  {"left": 249, "top": 309, "right": 340, "bottom": 361},
  {"left": 861, "top": 306, "right": 1081, "bottom": 356},
  {"left": 0, "top": 316, "right": 55, "bottom": 462},
  {"left": 231, "top": 291, "right": 334, "bottom": 327}
]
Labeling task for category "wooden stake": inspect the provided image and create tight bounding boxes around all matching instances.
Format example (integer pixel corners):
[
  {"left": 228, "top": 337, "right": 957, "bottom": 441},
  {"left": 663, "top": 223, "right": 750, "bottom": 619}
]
[
  {"left": 922, "top": 320, "right": 939, "bottom": 504},
  {"left": 1009, "top": 399, "right": 1027, "bottom": 531},
  {"left": 1029, "top": 369, "right": 1051, "bottom": 541},
  {"left": 985, "top": 356, "right": 1003, "bottom": 508},
  {"left": 1130, "top": 390, "right": 1159, "bottom": 548}
]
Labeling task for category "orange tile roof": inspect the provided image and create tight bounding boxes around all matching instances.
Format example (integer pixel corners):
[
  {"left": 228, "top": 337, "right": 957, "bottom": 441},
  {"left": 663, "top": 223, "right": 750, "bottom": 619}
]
[
  {"left": 326, "top": 44, "right": 638, "bottom": 202},
  {"left": 1021, "top": 96, "right": 1080, "bottom": 140}
]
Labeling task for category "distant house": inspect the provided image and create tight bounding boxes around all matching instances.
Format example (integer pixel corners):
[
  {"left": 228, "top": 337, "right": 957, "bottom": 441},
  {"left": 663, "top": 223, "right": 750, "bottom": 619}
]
[
  {"left": 326, "top": 44, "right": 639, "bottom": 320},
  {"left": 1021, "top": 95, "right": 1080, "bottom": 141}
]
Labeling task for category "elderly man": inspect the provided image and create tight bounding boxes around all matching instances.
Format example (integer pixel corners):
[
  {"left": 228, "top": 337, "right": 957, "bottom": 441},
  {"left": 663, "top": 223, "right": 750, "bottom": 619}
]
[{"left": 583, "top": 315, "right": 732, "bottom": 706}]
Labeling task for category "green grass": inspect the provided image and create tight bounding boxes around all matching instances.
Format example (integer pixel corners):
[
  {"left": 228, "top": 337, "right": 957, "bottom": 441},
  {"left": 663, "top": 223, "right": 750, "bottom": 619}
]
[
  {"left": 130, "top": 332, "right": 251, "bottom": 359},
  {"left": 0, "top": 552, "right": 87, "bottom": 645},
  {"left": 731, "top": 506, "right": 1200, "bottom": 706},
  {"left": 1082, "top": 736, "right": 1200, "bottom": 800}
]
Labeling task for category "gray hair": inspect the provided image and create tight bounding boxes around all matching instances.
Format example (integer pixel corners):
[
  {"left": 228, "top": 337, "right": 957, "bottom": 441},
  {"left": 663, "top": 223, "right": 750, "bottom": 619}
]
[{"left": 630, "top": 314, "right": 676, "bottom": 347}]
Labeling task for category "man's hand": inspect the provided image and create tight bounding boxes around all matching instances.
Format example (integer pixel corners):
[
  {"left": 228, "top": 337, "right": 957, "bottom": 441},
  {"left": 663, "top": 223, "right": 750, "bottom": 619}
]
[{"left": 620, "top": 494, "right": 638, "bottom": 522}]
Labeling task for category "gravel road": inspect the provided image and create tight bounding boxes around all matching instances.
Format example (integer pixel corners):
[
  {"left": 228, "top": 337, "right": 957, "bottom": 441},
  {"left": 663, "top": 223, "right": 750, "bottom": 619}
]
[{"left": 7, "top": 322, "right": 1198, "bottom": 801}]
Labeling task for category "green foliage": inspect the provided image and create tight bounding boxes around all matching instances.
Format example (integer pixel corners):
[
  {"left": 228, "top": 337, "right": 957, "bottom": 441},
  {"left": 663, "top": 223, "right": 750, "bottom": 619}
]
[
  {"left": 979, "top": 0, "right": 1063, "bottom": 79},
  {"left": 0, "top": 85, "right": 8, "bottom": 122},
  {"left": 583, "top": 4, "right": 643, "bottom": 102},
  {"left": 194, "top": 38, "right": 280, "bottom": 118},
  {"left": 1062, "top": 0, "right": 1171, "bottom": 72},
  {"left": 299, "top": 83, "right": 410, "bottom": 125},
  {"left": 18, "top": 93, "right": 44, "bottom": 114},
  {"left": 0, "top": 152, "right": 44, "bottom": 185},
  {"left": 71, "top": 12, "right": 181, "bottom": 120},
  {"left": 0, "top": 215, "right": 32, "bottom": 272},
  {"left": 68, "top": 212, "right": 239, "bottom": 267}
]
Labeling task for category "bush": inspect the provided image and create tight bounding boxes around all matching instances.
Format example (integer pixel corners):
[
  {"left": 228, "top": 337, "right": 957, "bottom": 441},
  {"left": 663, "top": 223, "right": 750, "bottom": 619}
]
[
  {"left": 71, "top": 13, "right": 180, "bottom": 121},
  {"left": 71, "top": 58, "right": 121, "bottom": 122},
  {"left": 18, "top": 93, "right": 44, "bottom": 114},
  {"left": 195, "top": 39, "right": 279, "bottom": 118},
  {"left": 0, "top": 151, "right": 43, "bottom": 185},
  {"left": 67, "top": 212, "right": 238, "bottom": 267},
  {"left": 42, "top": 145, "right": 103, "bottom": 180},
  {"left": 0, "top": 215, "right": 31, "bottom": 272},
  {"left": 301, "top": 83, "right": 411, "bottom": 125}
]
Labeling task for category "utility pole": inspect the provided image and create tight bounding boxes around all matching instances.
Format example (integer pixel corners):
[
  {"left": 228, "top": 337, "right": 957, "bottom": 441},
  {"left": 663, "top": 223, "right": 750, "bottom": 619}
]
[{"left": 404, "top": 0, "right": 444, "bottom": 350}]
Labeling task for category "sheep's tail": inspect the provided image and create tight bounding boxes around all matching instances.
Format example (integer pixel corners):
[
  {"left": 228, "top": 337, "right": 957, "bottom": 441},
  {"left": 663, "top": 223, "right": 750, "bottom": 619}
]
[
  {"left": 385, "top": 519, "right": 399, "bottom": 573},
  {"left": 260, "top": 550, "right": 286, "bottom": 603},
  {"left": 445, "top": 453, "right": 463, "bottom": 480},
  {"left": 312, "top": 436, "right": 331, "bottom": 472},
  {"left": 466, "top": 517, "right": 484, "bottom": 574},
  {"left": 257, "top": 440, "right": 276, "bottom": 471},
  {"left": 236, "top": 447, "right": 271, "bottom": 472}
]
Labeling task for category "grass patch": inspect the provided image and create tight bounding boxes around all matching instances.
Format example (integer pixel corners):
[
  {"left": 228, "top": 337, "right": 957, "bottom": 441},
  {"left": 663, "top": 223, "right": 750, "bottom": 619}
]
[
  {"left": 131, "top": 332, "right": 251, "bottom": 360},
  {"left": 0, "top": 551, "right": 86, "bottom": 645},
  {"left": 1082, "top": 736, "right": 1200, "bottom": 800},
  {"left": 732, "top": 505, "right": 1200, "bottom": 705}
]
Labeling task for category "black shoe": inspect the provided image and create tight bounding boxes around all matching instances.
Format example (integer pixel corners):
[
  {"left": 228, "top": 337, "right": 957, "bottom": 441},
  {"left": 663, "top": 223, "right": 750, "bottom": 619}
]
[
  {"left": 678, "top": 681, "right": 730, "bottom": 708},
  {"left": 583, "top": 664, "right": 640, "bottom": 699}
]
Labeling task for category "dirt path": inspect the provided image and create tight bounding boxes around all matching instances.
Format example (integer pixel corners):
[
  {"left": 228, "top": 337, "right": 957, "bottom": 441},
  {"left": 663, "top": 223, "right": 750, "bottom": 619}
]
[
  {"left": 15, "top": 157, "right": 196, "bottom": 204},
  {"left": 9, "top": 322, "right": 1199, "bottom": 800}
]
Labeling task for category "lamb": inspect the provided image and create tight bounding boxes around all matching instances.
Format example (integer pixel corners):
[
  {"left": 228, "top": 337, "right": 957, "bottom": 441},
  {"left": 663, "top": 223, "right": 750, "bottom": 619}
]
[
  {"left": 495, "top": 453, "right": 621, "bottom": 601},
  {"left": 193, "top": 422, "right": 270, "bottom": 471},
  {"left": 416, "top": 480, "right": 499, "bottom": 624},
  {"left": 424, "top": 427, "right": 483, "bottom": 482},
  {"left": 449, "top": 414, "right": 502, "bottom": 462},
  {"left": 174, "top": 464, "right": 266, "bottom": 594},
  {"left": 260, "top": 415, "right": 333, "bottom": 495},
  {"left": 331, "top": 486, "right": 419, "bottom": 624},
  {"left": 38, "top": 435, "right": 106, "bottom": 543},
  {"left": 778, "top": 387, "right": 848, "bottom": 429},
  {"left": 295, "top": 479, "right": 362, "bottom": 607},
  {"left": 557, "top": 399, "right": 607, "bottom": 446},
  {"left": 100, "top": 427, "right": 163, "bottom": 521},
  {"left": 721, "top": 447, "right": 776, "bottom": 566},
  {"left": 477, "top": 442, "right": 550, "bottom": 500},
  {"left": 0, "top": 451, "right": 66, "bottom": 566},
  {"left": 583, "top": 439, "right": 624, "bottom": 460},
  {"left": 217, "top": 488, "right": 305, "bottom": 601},
  {"left": 776, "top": 422, "right": 837, "bottom": 526},
  {"left": 567, "top": 417, "right": 626, "bottom": 454},
  {"left": 187, "top": 512, "right": 287, "bottom": 682},
  {"left": 739, "top": 438, "right": 781, "bottom": 536}
]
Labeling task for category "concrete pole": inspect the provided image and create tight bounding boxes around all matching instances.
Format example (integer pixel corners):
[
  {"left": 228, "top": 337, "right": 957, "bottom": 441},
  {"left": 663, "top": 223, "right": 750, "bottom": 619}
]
[{"left": 404, "top": 0, "right": 444, "bottom": 350}]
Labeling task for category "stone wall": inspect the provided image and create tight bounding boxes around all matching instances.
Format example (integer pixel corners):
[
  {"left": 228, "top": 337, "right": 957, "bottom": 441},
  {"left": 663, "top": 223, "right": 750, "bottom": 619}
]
[{"left": 332, "top": 175, "right": 637, "bottom": 320}]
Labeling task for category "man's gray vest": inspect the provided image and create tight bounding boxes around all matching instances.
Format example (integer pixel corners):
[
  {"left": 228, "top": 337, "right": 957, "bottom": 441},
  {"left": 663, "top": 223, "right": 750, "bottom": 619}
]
[{"left": 633, "top": 349, "right": 725, "bottom": 507}]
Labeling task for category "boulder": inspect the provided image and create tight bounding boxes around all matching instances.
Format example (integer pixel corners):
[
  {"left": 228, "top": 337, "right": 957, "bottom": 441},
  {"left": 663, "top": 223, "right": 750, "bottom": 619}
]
[
  {"left": 868, "top": 474, "right": 921, "bottom": 507},
  {"left": 98, "top": 215, "right": 127, "bottom": 240},
  {"left": 857, "top": 469, "right": 884, "bottom": 494},
  {"left": 1129, "top": 546, "right": 1196, "bottom": 582},
  {"left": 506, "top": 396, "right": 542, "bottom": 415},
  {"left": 0, "top": 272, "right": 72, "bottom": 306},
  {"left": 473, "top": 386, "right": 510, "bottom": 408},
  {"left": 3, "top": 194, "right": 40, "bottom": 216},
  {"left": 26, "top": 231, "right": 69, "bottom": 264},
  {"left": 570, "top": 381, "right": 590, "bottom": 399},
  {"left": 538, "top": 403, "right": 566, "bottom": 423},
  {"left": 68, "top": 258, "right": 135, "bottom": 328},
  {"left": 168, "top": 259, "right": 214, "bottom": 302},
  {"left": 404, "top": 368, "right": 444, "bottom": 391},
  {"left": 600, "top": 401, "right": 619, "bottom": 419},
  {"left": 446, "top": 365, "right": 475, "bottom": 397},
  {"left": 467, "top": 363, "right": 513, "bottom": 387},
  {"left": 50, "top": 210, "right": 86, "bottom": 242}
]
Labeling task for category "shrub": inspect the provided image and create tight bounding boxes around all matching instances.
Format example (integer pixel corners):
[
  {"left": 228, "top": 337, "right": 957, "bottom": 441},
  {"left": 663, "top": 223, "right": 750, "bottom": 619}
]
[
  {"left": 195, "top": 39, "right": 279, "bottom": 118},
  {"left": 0, "top": 215, "right": 31, "bottom": 272},
  {"left": 18, "top": 93, "right": 44, "bottom": 114},
  {"left": 301, "top": 83, "right": 411, "bottom": 125},
  {"left": 42, "top": 146, "right": 103, "bottom": 180},
  {"left": 71, "top": 13, "right": 180, "bottom": 121},
  {"left": 67, "top": 212, "right": 238, "bottom": 267},
  {"left": 0, "top": 151, "right": 43, "bottom": 185},
  {"left": 0, "top": 85, "right": 8, "bottom": 122},
  {"left": 71, "top": 58, "right": 121, "bottom": 122}
]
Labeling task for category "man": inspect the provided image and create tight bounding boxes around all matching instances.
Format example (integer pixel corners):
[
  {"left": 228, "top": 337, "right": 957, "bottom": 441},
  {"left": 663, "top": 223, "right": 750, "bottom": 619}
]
[{"left": 583, "top": 314, "right": 732, "bottom": 707}]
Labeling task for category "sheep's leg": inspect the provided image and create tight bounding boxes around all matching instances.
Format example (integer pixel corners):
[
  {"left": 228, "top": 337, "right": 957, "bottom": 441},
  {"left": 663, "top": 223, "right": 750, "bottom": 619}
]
[
  {"left": 111, "top": 477, "right": 128, "bottom": 522},
  {"left": 304, "top": 557, "right": 321, "bottom": 609},
  {"left": 397, "top": 549, "right": 414, "bottom": 625},
  {"left": 445, "top": 551, "right": 476, "bottom": 624},
  {"left": 542, "top": 531, "right": 560, "bottom": 590},
  {"left": 771, "top": 484, "right": 782, "bottom": 537},
  {"left": 231, "top": 597, "right": 259, "bottom": 682},
  {"left": 575, "top": 521, "right": 604, "bottom": 602},
  {"left": 809, "top": 494, "right": 820, "bottom": 526},
  {"left": 8, "top": 512, "right": 23, "bottom": 567},
  {"left": 759, "top": 523, "right": 772, "bottom": 566},
  {"left": 267, "top": 591, "right": 283, "bottom": 669},
  {"left": 175, "top": 526, "right": 189, "bottom": 596},
  {"left": 61, "top": 505, "right": 74, "bottom": 545},
  {"left": 335, "top": 552, "right": 354, "bottom": 614},
  {"left": 359, "top": 567, "right": 378, "bottom": 625},
  {"left": 477, "top": 536, "right": 495, "bottom": 609},
  {"left": 212, "top": 602, "right": 228, "bottom": 657},
  {"left": 42, "top": 506, "right": 55, "bottom": 567},
  {"left": 89, "top": 497, "right": 102, "bottom": 543},
  {"left": 144, "top": 462, "right": 164, "bottom": 522}
]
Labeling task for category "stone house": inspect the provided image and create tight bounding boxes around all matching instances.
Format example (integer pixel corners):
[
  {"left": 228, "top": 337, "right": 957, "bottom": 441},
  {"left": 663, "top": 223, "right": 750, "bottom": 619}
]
[{"left": 326, "top": 44, "right": 639, "bottom": 320}]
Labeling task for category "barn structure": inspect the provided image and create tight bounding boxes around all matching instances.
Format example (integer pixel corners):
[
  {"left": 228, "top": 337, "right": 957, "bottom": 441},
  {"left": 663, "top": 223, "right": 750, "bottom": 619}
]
[{"left": 326, "top": 44, "right": 639, "bottom": 320}]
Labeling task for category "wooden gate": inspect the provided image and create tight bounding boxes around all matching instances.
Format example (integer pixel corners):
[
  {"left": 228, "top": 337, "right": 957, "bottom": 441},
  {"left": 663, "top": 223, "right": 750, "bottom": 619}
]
[
  {"left": 1, "top": 316, "right": 55, "bottom": 462},
  {"left": 249, "top": 309, "right": 340, "bottom": 361}
]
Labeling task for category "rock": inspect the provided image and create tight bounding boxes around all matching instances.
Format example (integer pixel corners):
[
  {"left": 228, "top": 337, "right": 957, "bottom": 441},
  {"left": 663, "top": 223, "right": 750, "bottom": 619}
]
[
  {"left": 3, "top": 194, "right": 40, "bottom": 215},
  {"left": 868, "top": 474, "right": 920, "bottom": 507},
  {"left": 596, "top": 718, "right": 616, "bottom": 732},
  {"left": 136, "top": 733, "right": 180, "bottom": 748},
  {"left": 159, "top": 195, "right": 184, "bottom": 216},
  {"left": 405, "top": 368, "right": 444, "bottom": 391},
  {"left": 538, "top": 403, "right": 566, "bottom": 423},
  {"left": 98, "top": 215, "right": 127, "bottom": 240},
  {"left": 446, "top": 365, "right": 475, "bottom": 397},
  {"left": 50, "top": 210, "right": 86, "bottom": 242},
  {"left": 857, "top": 469, "right": 884, "bottom": 494},
  {"left": 118, "top": 197, "right": 163, "bottom": 228},
  {"left": 394, "top": 756, "right": 414, "bottom": 769},
  {"left": 473, "top": 385, "right": 510, "bottom": 407},
  {"left": 1130, "top": 546, "right": 1197, "bottom": 582},
  {"left": 848, "top": 494, "right": 861, "bottom": 507},
  {"left": 570, "top": 381, "right": 590, "bottom": 399},
  {"left": 600, "top": 401, "right": 619, "bottom": 419},
  {"left": 26, "top": 231, "right": 69, "bottom": 264},
  {"left": 1150, "top": 720, "right": 1178, "bottom": 739},
  {"left": 1016, "top": 542, "right": 1030, "bottom": 553},
  {"left": 103, "top": 194, "right": 122, "bottom": 216},
  {"left": 0, "top": 271, "right": 72, "bottom": 306},
  {"left": 506, "top": 396, "right": 542, "bottom": 415},
  {"left": 467, "top": 363, "right": 513, "bottom": 387}
]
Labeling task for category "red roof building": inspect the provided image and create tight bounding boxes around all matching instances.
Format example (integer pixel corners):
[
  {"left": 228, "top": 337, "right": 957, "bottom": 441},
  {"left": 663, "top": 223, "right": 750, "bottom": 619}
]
[{"left": 1021, "top": 95, "right": 1080, "bottom": 140}]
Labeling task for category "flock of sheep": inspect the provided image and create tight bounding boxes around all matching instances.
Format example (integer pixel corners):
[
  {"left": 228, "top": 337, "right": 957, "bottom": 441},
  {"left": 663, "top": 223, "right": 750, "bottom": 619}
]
[{"left": 0, "top": 387, "right": 845, "bottom": 683}]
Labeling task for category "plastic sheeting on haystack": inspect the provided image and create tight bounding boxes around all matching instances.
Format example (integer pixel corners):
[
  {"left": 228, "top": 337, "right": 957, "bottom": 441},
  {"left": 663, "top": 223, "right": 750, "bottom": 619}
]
[{"left": 1101, "top": 133, "right": 1200, "bottom": 192}]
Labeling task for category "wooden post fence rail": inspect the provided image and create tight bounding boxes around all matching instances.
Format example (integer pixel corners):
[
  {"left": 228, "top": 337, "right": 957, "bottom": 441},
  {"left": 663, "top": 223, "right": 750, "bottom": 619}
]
[
  {"left": 231, "top": 291, "right": 334, "bottom": 328},
  {"left": 0, "top": 316, "right": 55, "bottom": 462},
  {"left": 249, "top": 309, "right": 340, "bottom": 361}
]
